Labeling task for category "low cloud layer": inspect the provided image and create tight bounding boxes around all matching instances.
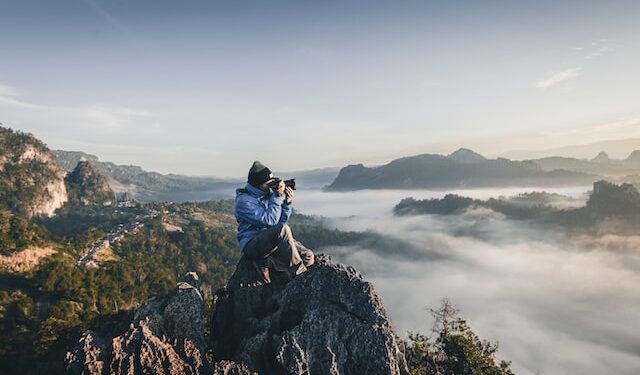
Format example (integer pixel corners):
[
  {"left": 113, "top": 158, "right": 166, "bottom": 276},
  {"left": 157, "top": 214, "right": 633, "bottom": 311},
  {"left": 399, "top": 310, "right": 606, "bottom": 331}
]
[{"left": 295, "top": 188, "right": 640, "bottom": 375}]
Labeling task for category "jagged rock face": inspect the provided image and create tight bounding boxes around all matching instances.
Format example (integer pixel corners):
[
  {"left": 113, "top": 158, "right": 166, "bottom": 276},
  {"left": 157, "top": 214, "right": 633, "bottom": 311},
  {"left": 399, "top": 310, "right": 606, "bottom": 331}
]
[
  {"left": 0, "top": 127, "right": 68, "bottom": 217},
  {"left": 66, "top": 274, "right": 254, "bottom": 375},
  {"left": 67, "top": 277, "right": 207, "bottom": 375},
  {"left": 68, "top": 257, "right": 408, "bottom": 375},
  {"left": 65, "top": 160, "right": 116, "bottom": 205},
  {"left": 211, "top": 254, "right": 409, "bottom": 375}
]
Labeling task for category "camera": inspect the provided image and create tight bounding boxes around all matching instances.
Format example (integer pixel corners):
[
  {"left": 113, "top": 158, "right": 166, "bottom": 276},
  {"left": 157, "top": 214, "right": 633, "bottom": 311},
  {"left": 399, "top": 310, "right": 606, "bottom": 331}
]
[{"left": 268, "top": 178, "right": 296, "bottom": 191}]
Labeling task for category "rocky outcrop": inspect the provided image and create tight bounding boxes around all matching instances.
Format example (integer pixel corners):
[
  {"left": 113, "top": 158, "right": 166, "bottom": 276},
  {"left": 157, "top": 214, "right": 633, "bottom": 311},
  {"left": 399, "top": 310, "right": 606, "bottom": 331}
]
[
  {"left": 67, "top": 273, "right": 217, "bottom": 374},
  {"left": 0, "top": 246, "right": 56, "bottom": 272},
  {"left": 210, "top": 254, "right": 409, "bottom": 375},
  {"left": 67, "top": 256, "right": 409, "bottom": 375},
  {"left": 65, "top": 160, "right": 116, "bottom": 206},
  {"left": 0, "top": 127, "right": 67, "bottom": 217}
]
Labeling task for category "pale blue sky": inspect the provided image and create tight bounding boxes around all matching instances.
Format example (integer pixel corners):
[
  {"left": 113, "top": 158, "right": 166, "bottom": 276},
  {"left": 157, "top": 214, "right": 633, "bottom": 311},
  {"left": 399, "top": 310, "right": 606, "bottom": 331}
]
[{"left": 0, "top": 0, "right": 639, "bottom": 176}]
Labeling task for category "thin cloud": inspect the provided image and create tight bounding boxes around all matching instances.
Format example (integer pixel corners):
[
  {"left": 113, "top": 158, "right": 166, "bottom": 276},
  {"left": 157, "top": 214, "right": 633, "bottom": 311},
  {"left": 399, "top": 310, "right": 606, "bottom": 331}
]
[
  {"left": 0, "top": 81, "right": 152, "bottom": 140},
  {"left": 581, "top": 38, "right": 619, "bottom": 60},
  {"left": 81, "top": 0, "right": 134, "bottom": 38},
  {"left": 535, "top": 67, "right": 583, "bottom": 89},
  {"left": 540, "top": 38, "right": 619, "bottom": 89}
]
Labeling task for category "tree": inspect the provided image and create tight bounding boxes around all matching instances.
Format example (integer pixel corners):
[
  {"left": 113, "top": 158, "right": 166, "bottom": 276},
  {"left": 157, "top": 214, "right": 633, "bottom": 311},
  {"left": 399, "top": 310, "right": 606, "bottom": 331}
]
[{"left": 401, "top": 299, "right": 514, "bottom": 375}]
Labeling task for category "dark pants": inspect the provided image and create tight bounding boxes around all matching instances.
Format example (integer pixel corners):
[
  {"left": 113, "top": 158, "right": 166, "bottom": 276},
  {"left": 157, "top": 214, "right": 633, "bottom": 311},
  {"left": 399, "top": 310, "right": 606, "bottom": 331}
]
[{"left": 243, "top": 223, "right": 314, "bottom": 276}]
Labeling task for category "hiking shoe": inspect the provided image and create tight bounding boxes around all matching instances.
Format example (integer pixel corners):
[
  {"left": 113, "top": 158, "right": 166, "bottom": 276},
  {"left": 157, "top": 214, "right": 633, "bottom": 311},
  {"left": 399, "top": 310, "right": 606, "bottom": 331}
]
[{"left": 260, "top": 266, "right": 271, "bottom": 284}]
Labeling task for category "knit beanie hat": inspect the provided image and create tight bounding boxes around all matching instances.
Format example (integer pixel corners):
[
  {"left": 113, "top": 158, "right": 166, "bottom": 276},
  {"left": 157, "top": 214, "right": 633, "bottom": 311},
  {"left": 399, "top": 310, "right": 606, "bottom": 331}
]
[{"left": 248, "top": 161, "right": 274, "bottom": 187}]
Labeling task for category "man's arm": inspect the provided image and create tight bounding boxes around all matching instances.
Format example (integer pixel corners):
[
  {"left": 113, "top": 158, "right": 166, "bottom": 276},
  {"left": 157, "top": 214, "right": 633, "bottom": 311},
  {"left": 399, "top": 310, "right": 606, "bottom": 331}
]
[
  {"left": 236, "top": 194, "right": 285, "bottom": 227},
  {"left": 279, "top": 203, "right": 292, "bottom": 223},
  {"left": 279, "top": 186, "right": 294, "bottom": 223}
]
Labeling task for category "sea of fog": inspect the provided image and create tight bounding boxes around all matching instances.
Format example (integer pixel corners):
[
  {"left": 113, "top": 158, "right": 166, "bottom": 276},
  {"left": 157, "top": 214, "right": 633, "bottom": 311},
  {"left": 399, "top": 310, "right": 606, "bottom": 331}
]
[{"left": 294, "top": 186, "right": 640, "bottom": 375}]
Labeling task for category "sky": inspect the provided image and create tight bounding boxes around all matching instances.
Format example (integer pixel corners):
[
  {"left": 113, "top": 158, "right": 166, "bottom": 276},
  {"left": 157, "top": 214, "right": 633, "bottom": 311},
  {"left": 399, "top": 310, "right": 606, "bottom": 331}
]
[{"left": 1, "top": 0, "right": 639, "bottom": 176}]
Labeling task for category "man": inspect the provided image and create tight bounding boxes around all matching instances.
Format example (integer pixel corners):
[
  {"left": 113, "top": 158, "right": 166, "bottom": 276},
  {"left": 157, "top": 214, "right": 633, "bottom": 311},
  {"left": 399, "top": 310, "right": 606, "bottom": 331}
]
[{"left": 235, "top": 161, "right": 314, "bottom": 284}]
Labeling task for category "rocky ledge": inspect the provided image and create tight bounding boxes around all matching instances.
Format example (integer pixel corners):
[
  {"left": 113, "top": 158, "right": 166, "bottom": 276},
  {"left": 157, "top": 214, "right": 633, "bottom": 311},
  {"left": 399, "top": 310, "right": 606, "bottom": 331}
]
[
  {"left": 210, "top": 254, "right": 408, "bottom": 375},
  {"left": 67, "top": 254, "right": 408, "bottom": 375}
]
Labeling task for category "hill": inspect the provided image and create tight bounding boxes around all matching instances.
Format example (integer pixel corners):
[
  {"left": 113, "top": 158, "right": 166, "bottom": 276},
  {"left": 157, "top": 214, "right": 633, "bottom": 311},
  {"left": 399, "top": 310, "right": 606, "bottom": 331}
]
[
  {"left": 0, "top": 127, "right": 67, "bottom": 217},
  {"left": 529, "top": 150, "right": 640, "bottom": 178},
  {"left": 65, "top": 161, "right": 116, "bottom": 206},
  {"left": 326, "top": 148, "right": 596, "bottom": 191},
  {"left": 501, "top": 137, "right": 640, "bottom": 160},
  {"left": 394, "top": 180, "right": 640, "bottom": 235}
]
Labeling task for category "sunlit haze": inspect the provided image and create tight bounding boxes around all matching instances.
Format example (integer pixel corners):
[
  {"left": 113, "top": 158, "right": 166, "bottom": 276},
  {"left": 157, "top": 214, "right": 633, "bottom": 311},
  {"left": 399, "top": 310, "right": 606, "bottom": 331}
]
[{"left": 1, "top": 0, "right": 639, "bottom": 176}]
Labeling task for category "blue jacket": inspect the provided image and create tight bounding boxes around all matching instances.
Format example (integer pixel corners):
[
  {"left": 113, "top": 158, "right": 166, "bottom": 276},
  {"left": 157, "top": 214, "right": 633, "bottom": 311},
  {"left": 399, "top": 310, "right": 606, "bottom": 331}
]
[{"left": 235, "top": 183, "right": 292, "bottom": 250}]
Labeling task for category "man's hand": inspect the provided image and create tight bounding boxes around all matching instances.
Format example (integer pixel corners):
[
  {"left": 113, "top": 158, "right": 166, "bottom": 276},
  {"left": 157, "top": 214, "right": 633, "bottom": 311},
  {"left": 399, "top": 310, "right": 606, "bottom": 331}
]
[
  {"left": 284, "top": 186, "right": 294, "bottom": 204},
  {"left": 275, "top": 180, "right": 285, "bottom": 197}
]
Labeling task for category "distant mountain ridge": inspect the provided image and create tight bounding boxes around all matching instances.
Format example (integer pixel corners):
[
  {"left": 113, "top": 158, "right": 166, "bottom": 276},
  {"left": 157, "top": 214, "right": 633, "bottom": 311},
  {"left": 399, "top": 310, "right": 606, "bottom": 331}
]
[
  {"left": 54, "top": 150, "right": 241, "bottom": 201},
  {"left": 326, "top": 148, "right": 598, "bottom": 191},
  {"left": 55, "top": 150, "right": 341, "bottom": 200},
  {"left": 502, "top": 137, "right": 640, "bottom": 160},
  {"left": 528, "top": 150, "right": 640, "bottom": 177}
]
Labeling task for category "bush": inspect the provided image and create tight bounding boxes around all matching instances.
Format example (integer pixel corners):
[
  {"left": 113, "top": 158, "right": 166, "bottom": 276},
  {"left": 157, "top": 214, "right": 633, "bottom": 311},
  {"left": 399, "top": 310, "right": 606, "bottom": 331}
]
[{"left": 400, "top": 300, "right": 514, "bottom": 375}]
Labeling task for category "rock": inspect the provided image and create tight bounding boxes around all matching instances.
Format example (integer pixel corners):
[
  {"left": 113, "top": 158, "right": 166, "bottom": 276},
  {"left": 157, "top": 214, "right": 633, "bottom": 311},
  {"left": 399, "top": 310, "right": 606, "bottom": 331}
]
[
  {"left": 212, "top": 360, "right": 256, "bottom": 375},
  {"left": 65, "top": 160, "right": 116, "bottom": 206},
  {"left": 210, "top": 254, "right": 409, "bottom": 375},
  {"left": 68, "top": 255, "right": 409, "bottom": 375},
  {"left": 184, "top": 272, "right": 201, "bottom": 289},
  {"left": 66, "top": 273, "right": 209, "bottom": 375},
  {"left": 65, "top": 331, "right": 109, "bottom": 375}
]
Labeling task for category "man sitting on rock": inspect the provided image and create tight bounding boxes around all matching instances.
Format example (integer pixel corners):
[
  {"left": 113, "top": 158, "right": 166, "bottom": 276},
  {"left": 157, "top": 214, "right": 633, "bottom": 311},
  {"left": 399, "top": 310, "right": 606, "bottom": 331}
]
[{"left": 235, "top": 161, "right": 314, "bottom": 284}]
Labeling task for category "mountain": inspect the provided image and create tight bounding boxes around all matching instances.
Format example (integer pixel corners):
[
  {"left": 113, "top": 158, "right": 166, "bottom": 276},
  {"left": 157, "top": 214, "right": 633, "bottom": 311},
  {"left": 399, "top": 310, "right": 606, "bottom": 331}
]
[
  {"left": 502, "top": 137, "right": 640, "bottom": 160},
  {"left": 277, "top": 167, "right": 341, "bottom": 189},
  {"left": 65, "top": 161, "right": 116, "bottom": 206},
  {"left": 626, "top": 150, "right": 640, "bottom": 165},
  {"left": 529, "top": 150, "right": 640, "bottom": 177},
  {"left": 448, "top": 148, "right": 487, "bottom": 163},
  {"left": 592, "top": 152, "right": 610, "bottom": 163},
  {"left": 56, "top": 150, "right": 340, "bottom": 201},
  {"left": 326, "top": 149, "right": 597, "bottom": 191},
  {"left": 67, "top": 255, "right": 409, "bottom": 375},
  {"left": 0, "top": 127, "right": 67, "bottom": 217},
  {"left": 54, "top": 150, "right": 241, "bottom": 202}
]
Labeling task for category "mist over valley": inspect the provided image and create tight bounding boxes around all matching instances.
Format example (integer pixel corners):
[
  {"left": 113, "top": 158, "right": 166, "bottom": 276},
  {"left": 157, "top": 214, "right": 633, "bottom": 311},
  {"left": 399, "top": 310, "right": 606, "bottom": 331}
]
[{"left": 293, "top": 186, "right": 640, "bottom": 375}]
